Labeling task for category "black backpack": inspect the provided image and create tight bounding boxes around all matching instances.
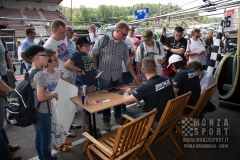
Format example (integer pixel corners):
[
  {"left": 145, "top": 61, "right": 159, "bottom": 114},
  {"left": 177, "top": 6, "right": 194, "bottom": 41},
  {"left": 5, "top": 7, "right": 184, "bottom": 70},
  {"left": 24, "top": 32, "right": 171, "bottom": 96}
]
[{"left": 6, "top": 69, "right": 49, "bottom": 127}]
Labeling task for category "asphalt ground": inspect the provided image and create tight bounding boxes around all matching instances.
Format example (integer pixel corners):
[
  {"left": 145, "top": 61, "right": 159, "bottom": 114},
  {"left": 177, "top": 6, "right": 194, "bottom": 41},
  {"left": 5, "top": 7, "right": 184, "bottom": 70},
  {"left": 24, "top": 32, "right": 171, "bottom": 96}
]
[{"left": 3, "top": 64, "right": 240, "bottom": 160}]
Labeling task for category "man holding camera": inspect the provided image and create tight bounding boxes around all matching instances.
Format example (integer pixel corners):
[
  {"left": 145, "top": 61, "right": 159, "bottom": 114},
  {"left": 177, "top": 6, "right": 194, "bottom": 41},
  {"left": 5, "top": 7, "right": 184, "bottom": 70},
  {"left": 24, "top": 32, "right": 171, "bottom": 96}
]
[{"left": 162, "top": 26, "right": 187, "bottom": 78}]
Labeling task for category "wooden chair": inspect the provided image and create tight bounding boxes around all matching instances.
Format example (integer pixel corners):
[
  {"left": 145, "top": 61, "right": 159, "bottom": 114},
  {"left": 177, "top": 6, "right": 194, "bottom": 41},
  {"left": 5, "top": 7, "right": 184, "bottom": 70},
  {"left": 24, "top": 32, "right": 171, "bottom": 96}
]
[
  {"left": 82, "top": 108, "right": 157, "bottom": 160},
  {"left": 124, "top": 91, "right": 192, "bottom": 160},
  {"left": 174, "top": 83, "right": 217, "bottom": 153}
]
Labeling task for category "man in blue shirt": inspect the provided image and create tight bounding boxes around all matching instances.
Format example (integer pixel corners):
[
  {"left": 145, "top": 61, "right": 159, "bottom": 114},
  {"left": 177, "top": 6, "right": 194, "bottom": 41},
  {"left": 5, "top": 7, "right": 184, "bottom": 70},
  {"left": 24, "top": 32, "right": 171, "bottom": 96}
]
[{"left": 20, "top": 27, "right": 37, "bottom": 71}]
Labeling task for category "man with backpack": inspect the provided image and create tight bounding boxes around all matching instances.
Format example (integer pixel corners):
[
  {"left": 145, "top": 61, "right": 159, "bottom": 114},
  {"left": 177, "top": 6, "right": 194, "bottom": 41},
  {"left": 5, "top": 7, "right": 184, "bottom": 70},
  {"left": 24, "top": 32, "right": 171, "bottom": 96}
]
[
  {"left": 135, "top": 29, "right": 165, "bottom": 80},
  {"left": 91, "top": 22, "right": 139, "bottom": 131}
]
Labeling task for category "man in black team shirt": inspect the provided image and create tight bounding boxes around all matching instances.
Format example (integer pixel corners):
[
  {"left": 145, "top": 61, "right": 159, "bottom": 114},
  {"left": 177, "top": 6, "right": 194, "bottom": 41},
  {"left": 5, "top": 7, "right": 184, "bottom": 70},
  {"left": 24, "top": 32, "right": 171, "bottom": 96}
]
[
  {"left": 168, "top": 54, "right": 201, "bottom": 114},
  {"left": 123, "top": 57, "right": 175, "bottom": 128},
  {"left": 163, "top": 26, "right": 187, "bottom": 79}
]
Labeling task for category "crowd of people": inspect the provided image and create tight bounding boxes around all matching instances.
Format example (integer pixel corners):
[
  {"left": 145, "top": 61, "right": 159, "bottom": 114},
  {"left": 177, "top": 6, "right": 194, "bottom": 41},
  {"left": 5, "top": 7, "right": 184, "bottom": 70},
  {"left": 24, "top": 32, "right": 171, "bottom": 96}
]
[{"left": 0, "top": 20, "right": 220, "bottom": 160}]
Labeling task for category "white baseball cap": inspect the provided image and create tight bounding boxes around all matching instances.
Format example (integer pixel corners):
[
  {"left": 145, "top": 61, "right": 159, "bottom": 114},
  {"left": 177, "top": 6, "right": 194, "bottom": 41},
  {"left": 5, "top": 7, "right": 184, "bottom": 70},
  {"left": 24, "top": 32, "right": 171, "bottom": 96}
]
[{"left": 167, "top": 54, "right": 183, "bottom": 68}]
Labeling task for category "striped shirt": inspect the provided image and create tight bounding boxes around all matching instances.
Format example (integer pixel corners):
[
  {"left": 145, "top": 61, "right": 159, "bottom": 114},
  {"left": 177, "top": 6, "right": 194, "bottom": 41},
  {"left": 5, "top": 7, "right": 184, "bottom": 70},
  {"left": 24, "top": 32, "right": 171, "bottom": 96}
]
[
  {"left": 68, "top": 40, "right": 77, "bottom": 76},
  {"left": 92, "top": 34, "right": 130, "bottom": 81}
]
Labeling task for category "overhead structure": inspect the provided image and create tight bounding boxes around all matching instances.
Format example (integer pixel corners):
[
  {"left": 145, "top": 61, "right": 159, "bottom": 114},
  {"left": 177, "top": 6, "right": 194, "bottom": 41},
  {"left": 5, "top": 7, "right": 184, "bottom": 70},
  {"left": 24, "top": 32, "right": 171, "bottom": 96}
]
[
  {"left": 131, "top": 0, "right": 240, "bottom": 24},
  {"left": 14, "top": 0, "right": 63, "bottom": 4}
]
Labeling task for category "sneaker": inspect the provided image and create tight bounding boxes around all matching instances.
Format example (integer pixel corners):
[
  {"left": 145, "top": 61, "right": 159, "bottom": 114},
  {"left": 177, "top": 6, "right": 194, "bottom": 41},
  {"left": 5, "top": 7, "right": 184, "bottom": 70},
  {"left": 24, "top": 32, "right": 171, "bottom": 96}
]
[
  {"left": 4, "top": 154, "right": 22, "bottom": 160},
  {"left": 70, "top": 123, "right": 82, "bottom": 129},
  {"left": 65, "top": 130, "right": 76, "bottom": 137},
  {"left": 52, "top": 155, "right": 57, "bottom": 160},
  {"left": 53, "top": 144, "right": 70, "bottom": 152},
  {"left": 103, "top": 123, "right": 111, "bottom": 131},
  {"left": 9, "top": 145, "right": 20, "bottom": 152},
  {"left": 5, "top": 119, "right": 11, "bottom": 125},
  {"left": 115, "top": 118, "right": 123, "bottom": 125},
  {"left": 64, "top": 139, "right": 72, "bottom": 146}
]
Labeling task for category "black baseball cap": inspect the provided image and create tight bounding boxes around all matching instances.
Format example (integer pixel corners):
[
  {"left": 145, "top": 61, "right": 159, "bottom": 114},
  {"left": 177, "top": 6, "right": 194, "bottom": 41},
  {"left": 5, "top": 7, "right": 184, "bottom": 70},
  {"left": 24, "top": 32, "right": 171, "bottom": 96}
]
[
  {"left": 0, "top": 25, "right": 7, "bottom": 29},
  {"left": 25, "top": 45, "right": 52, "bottom": 59},
  {"left": 76, "top": 36, "right": 94, "bottom": 45}
]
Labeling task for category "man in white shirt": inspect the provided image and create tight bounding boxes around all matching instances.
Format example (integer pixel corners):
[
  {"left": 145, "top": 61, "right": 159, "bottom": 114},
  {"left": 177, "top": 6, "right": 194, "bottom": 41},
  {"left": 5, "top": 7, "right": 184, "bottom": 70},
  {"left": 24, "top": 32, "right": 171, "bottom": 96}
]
[
  {"left": 184, "top": 28, "right": 209, "bottom": 69},
  {"left": 187, "top": 61, "right": 219, "bottom": 118},
  {"left": 43, "top": 19, "right": 73, "bottom": 84},
  {"left": 127, "top": 25, "right": 138, "bottom": 45}
]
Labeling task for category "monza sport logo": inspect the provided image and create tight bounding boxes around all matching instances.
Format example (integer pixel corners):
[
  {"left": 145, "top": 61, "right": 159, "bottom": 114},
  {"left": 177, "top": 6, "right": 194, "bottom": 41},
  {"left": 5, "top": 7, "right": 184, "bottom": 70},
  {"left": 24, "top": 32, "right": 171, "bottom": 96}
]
[{"left": 181, "top": 118, "right": 230, "bottom": 149}]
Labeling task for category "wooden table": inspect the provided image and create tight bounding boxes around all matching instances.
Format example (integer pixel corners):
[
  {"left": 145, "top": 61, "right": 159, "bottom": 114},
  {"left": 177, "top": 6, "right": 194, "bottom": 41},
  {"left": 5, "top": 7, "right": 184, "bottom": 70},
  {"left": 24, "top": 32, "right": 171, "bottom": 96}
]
[{"left": 70, "top": 91, "right": 123, "bottom": 138}]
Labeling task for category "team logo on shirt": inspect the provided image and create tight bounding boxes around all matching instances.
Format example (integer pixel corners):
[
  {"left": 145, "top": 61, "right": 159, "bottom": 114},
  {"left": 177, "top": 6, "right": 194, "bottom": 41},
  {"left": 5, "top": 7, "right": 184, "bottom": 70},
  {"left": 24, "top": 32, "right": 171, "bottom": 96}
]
[
  {"left": 155, "top": 79, "right": 171, "bottom": 91},
  {"left": 188, "top": 72, "right": 198, "bottom": 78}
]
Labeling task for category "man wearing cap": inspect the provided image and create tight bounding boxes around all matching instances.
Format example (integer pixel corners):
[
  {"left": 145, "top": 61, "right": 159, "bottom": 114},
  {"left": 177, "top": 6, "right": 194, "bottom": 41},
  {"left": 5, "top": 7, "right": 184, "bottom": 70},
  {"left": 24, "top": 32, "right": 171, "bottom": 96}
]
[
  {"left": 91, "top": 22, "right": 139, "bottom": 131},
  {"left": 163, "top": 26, "right": 187, "bottom": 78},
  {"left": 0, "top": 25, "right": 14, "bottom": 85},
  {"left": 20, "top": 27, "right": 37, "bottom": 71},
  {"left": 168, "top": 54, "right": 201, "bottom": 114},
  {"left": 135, "top": 29, "right": 165, "bottom": 80}
]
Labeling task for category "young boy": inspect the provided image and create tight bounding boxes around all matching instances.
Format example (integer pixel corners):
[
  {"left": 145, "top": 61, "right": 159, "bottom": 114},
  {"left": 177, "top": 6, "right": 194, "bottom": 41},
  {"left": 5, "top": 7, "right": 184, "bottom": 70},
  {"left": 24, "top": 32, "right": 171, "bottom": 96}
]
[
  {"left": 65, "top": 37, "right": 100, "bottom": 136},
  {"left": 25, "top": 45, "right": 58, "bottom": 160},
  {"left": 43, "top": 51, "right": 71, "bottom": 152}
]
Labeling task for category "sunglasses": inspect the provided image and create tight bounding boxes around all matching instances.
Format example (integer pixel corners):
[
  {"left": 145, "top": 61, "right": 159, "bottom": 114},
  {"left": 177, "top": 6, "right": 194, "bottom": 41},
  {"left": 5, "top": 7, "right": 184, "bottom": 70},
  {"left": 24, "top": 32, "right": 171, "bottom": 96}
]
[
  {"left": 195, "top": 35, "right": 201, "bottom": 38},
  {"left": 48, "top": 58, "right": 58, "bottom": 63},
  {"left": 130, "top": 29, "right": 135, "bottom": 32},
  {"left": 118, "top": 30, "right": 127, "bottom": 37}
]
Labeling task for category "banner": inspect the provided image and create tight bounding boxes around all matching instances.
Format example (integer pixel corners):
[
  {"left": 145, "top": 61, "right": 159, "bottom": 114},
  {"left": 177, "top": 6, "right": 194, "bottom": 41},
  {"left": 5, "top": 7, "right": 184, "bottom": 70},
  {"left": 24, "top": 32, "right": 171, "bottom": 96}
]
[{"left": 135, "top": 8, "right": 149, "bottom": 20}]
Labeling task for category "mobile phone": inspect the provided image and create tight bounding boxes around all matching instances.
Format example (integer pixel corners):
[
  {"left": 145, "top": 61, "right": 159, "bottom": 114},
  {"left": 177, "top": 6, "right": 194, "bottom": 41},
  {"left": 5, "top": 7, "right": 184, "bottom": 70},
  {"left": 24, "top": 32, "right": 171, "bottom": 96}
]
[{"left": 205, "top": 46, "right": 209, "bottom": 49}]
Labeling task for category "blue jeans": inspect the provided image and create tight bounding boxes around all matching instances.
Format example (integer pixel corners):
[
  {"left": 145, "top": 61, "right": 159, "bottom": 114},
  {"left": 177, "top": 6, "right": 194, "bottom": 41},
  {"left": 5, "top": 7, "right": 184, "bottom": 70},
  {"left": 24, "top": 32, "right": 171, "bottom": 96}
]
[
  {"left": 34, "top": 112, "right": 53, "bottom": 160},
  {"left": 98, "top": 77, "right": 122, "bottom": 123},
  {"left": 0, "top": 97, "right": 11, "bottom": 159},
  {"left": 19, "top": 60, "right": 27, "bottom": 74}
]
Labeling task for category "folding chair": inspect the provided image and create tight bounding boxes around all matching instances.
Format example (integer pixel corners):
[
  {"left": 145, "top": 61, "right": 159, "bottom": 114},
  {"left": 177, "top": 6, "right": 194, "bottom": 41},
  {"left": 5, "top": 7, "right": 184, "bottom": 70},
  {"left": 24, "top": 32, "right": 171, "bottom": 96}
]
[
  {"left": 174, "top": 83, "right": 217, "bottom": 153},
  {"left": 124, "top": 91, "right": 192, "bottom": 160},
  {"left": 82, "top": 108, "right": 157, "bottom": 160}
]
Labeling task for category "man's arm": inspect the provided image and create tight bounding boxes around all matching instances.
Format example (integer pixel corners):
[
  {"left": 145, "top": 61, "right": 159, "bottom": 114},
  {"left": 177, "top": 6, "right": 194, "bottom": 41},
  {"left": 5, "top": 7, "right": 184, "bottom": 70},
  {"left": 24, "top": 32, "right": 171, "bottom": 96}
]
[
  {"left": 5, "top": 52, "right": 13, "bottom": 71},
  {"left": 21, "top": 52, "right": 32, "bottom": 64},
  {"left": 173, "top": 88, "right": 179, "bottom": 96},
  {"left": 164, "top": 45, "right": 186, "bottom": 55},
  {"left": 123, "top": 88, "right": 137, "bottom": 104},
  {"left": 127, "top": 63, "right": 139, "bottom": 84},
  {"left": 65, "top": 59, "right": 85, "bottom": 75},
  {"left": 91, "top": 54, "right": 98, "bottom": 70},
  {"left": 0, "top": 79, "right": 10, "bottom": 93}
]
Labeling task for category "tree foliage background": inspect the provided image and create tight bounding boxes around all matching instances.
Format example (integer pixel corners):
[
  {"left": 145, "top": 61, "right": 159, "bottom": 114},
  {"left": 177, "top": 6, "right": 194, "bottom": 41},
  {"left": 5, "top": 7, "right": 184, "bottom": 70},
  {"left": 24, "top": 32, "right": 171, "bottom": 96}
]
[{"left": 60, "top": 3, "right": 222, "bottom": 26}]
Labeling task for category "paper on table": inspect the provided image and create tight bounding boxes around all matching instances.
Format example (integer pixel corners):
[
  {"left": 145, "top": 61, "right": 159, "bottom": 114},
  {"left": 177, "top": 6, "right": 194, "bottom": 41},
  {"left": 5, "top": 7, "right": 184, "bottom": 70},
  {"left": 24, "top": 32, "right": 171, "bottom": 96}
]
[
  {"left": 95, "top": 71, "right": 103, "bottom": 78},
  {"left": 55, "top": 79, "right": 78, "bottom": 132},
  {"left": 94, "top": 98, "right": 110, "bottom": 104},
  {"left": 154, "top": 55, "right": 164, "bottom": 66}
]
